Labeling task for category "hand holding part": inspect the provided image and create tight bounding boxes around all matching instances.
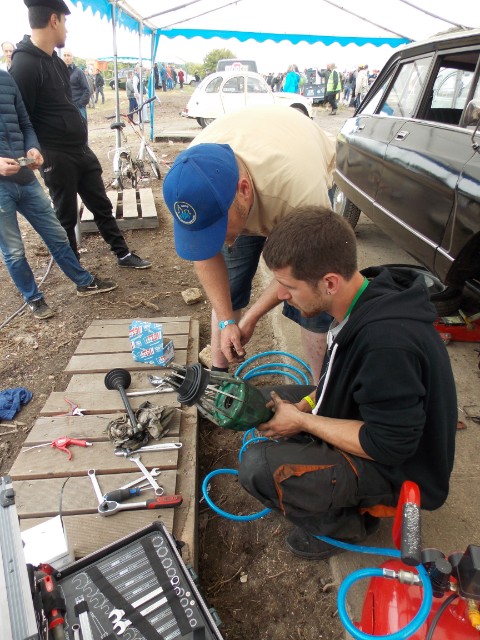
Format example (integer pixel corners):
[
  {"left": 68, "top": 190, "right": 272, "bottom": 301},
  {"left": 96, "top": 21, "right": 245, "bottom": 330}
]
[
  {"left": 258, "top": 391, "right": 305, "bottom": 439},
  {"left": 220, "top": 323, "right": 246, "bottom": 363}
]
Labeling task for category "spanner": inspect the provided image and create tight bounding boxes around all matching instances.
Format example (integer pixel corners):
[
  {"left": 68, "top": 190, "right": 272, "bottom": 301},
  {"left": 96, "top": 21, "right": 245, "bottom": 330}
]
[
  {"left": 115, "top": 443, "right": 182, "bottom": 456},
  {"left": 98, "top": 494, "right": 183, "bottom": 517},
  {"left": 118, "top": 468, "right": 161, "bottom": 491},
  {"left": 88, "top": 469, "right": 104, "bottom": 505},
  {"left": 109, "top": 585, "right": 164, "bottom": 623},
  {"left": 127, "top": 454, "right": 163, "bottom": 495},
  {"left": 71, "top": 623, "right": 81, "bottom": 640},
  {"left": 112, "top": 594, "right": 168, "bottom": 635}
]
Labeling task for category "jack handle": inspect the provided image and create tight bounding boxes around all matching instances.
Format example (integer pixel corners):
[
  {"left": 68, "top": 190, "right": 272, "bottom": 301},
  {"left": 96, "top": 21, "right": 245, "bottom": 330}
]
[{"left": 392, "top": 481, "right": 422, "bottom": 567}]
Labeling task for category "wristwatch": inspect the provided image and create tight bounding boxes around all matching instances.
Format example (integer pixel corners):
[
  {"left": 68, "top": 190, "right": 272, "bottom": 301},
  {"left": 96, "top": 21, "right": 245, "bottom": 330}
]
[{"left": 218, "top": 319, "right": 236, "bottom": 330}]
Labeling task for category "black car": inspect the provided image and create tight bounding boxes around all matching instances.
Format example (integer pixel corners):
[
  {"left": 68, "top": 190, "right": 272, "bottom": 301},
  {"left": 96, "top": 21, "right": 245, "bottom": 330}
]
[{"left": 333, "top": 29, "right": 480, "bottom": 312}]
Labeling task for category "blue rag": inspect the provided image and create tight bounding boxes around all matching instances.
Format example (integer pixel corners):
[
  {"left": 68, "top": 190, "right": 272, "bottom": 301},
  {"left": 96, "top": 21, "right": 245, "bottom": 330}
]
[{"left": 0, "top": 387, "right": 33, "bottom": 420}]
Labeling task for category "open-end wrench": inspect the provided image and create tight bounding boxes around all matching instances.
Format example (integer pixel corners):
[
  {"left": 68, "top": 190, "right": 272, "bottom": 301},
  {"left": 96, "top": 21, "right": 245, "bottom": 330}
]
[
  {"left": 108, "top": 585, "right": 164, "bottom": 623},
  {"left": 112, "top": 595, "right": 169, "bottom": 635},
  {"left": 118, "top": 468, "right": 161, "bottom": 491},
  {"left": 115, "top": 443, "right": 182, "bottom": 456},
  {"left": 98, "top": 495, "right": 183, "bottom": 517},
  {"left": 88, "top": 469, "right": 104, "bottom": 505},
  {"left": 127, "top": 454, "right": 163, "bottom": 495}
]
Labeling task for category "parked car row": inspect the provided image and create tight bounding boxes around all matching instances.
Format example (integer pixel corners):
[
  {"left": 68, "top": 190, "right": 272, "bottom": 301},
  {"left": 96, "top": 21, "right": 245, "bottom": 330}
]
[{"left": 332, "top": 28, "right": 480, "bottom": 312}]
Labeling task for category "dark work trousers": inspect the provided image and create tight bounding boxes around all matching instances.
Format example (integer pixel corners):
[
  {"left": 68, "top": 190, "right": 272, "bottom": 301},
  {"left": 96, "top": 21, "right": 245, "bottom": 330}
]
[
  {"left": 41, "top": 147, "right": 129, "bottom": 259},
  {"left": 238, "top": 385, "right": 397, "bottom": 540},
  {"left": 326, "top": 91, "right": 338, "bottom": 111}
]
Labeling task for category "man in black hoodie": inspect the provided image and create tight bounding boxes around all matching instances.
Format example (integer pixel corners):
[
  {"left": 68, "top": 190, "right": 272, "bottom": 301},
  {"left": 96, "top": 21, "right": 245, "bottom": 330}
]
[
  {"left": 10, "top": 0, "right": 151, "bottom": 270},
  {"left": 239, "top": 207, "right": 457, "bottom": 560}
]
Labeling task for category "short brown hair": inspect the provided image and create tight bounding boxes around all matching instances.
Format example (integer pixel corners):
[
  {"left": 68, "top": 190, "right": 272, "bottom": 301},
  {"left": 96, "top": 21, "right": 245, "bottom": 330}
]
[
  {"left": 28, "top": 7, "right": 61, "bottom": 28},
  {"left": 263, "top": 206, "right": 357, "bottom": 285}
]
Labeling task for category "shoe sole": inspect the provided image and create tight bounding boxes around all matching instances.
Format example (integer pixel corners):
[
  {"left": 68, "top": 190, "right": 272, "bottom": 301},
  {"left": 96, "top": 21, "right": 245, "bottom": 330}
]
[
  {"left": 33, "top": 312, "right": 55, "bottom": 320},
  {"left": 285, "top": 538, "right": 344, "bottom": 561},
  {"left": 77, "top": 284, "right": 118, "bottom": 297},
  {"left": 117, "top": 264, "right": 152, "bottom": 269}
]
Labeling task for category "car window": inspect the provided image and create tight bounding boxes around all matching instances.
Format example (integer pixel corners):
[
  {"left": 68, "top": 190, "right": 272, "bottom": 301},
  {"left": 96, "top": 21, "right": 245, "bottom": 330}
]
[
  {"left": 222, "top": 77, "right": 245, "bottom": 93},
  {"left": 359, "top": 78, "right": 390, "bottom": 115},
  {"left": 205, "top": 77, "right": 222, "bottom": 93},
  {"left": 247, "top": 76, "right": 269, "bottom": 93},
  {"left": 432, "top": 68, "right": 474, "bottom": 109},
  {"left": 380, "top": 56, "right": 432, "bottom": 117}
]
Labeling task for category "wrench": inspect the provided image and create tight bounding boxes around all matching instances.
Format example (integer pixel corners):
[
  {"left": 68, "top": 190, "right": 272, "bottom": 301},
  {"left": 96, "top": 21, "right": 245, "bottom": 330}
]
[
  {"left": 113, "top": 595, "right": 168, "bottom": 635},
  {"left": 115, "top": 443, "right": 182, "bottom": 456},
  {"left": 127, "top": 454, "right": 163, "bottom": 495},
  {"left": 88, "top": 469, "right": 104, "bottom": 505},
  {"left": 71, "top": 623, "right": 81, "bottom": 640},
  {"left": 109, "top": 585, "right": 164, "bottom": 623},
  {"left": 98, "top": 494, "right": 183, "bottom": 517},
  {"left": 118, "top": 468, "right": 161, "bottom": 491}
]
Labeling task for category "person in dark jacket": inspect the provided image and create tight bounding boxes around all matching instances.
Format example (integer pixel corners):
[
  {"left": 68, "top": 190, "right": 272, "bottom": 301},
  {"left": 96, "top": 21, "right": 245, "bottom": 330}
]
[
  {"left": 94, "top": 69, "right": 104, "bottom": 104},
  {"left": 238, "top": 207, "right": 457, "bottom": 560},
  {"left": 63, "top": 49, "right": 90, "bottom": 120},
  {"left": 10, "top": 0, "right": 151, "bottom": 270},
  {"left": 0, "top": 70, "right": 117, "bottom": 319}
]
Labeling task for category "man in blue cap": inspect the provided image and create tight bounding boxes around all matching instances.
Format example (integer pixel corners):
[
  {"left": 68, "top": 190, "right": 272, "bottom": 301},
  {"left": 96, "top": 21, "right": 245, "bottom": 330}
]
[{"left": 163, "top": 106, "right": 336, "bottom": 382}]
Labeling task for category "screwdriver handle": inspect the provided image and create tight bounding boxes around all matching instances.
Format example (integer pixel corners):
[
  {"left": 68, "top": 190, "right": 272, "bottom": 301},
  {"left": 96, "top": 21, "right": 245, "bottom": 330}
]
[
  {"left": 103, "top": 487, "right": 141, "bottom": 502},
  {"left": 146, "top": 495, "right": 183, "bottom": 509}
]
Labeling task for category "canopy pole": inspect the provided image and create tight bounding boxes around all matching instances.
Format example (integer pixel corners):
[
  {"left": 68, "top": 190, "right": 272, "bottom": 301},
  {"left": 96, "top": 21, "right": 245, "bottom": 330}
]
[
  {"left": 111, "top": 0, "right": 121, "bottom": 150},
  {"left": 137, "top": 22, "right": 144, "bottom": 131}
]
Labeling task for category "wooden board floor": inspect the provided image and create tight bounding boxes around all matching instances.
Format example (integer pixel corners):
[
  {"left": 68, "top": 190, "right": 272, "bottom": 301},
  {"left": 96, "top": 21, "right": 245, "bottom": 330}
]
[
  {"left": 9, "top": 317, "right": 199, "bottom": 565},
  {"left": 79, "top": 187, "right": 159, "bottom": 232}
]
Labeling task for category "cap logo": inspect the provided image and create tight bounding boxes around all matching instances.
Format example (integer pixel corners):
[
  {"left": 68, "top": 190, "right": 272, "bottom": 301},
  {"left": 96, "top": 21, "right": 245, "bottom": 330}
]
[{"left": 174, "top": 201, "right": 196, "bottom": 225}]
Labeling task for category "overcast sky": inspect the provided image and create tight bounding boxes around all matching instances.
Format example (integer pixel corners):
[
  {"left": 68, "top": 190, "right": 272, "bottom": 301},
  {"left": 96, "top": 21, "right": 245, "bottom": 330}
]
[{"left": 2, "top": 0, "right": 477, "bottom": 72}]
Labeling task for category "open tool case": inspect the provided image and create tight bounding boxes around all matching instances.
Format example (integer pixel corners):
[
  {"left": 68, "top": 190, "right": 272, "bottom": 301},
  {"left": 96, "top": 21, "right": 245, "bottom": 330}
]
[{"left": 0, "top": 475, "right": 223, "bottom": 640}]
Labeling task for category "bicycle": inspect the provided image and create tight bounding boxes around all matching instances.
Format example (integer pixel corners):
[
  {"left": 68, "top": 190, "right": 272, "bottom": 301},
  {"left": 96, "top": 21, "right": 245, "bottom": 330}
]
[{"left": 106, "top": 95, "right": 162, "bottom": 190}]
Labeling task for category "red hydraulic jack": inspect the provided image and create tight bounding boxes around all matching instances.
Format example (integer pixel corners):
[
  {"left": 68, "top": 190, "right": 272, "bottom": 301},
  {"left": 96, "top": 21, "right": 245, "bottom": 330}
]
[{"left": 434, "top": 311, "right": 480, "bottom": 344}]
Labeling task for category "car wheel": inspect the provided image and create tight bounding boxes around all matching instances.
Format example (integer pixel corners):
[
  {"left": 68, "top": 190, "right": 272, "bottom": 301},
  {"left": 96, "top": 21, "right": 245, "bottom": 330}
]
[
  {"left": 198, "top": 117, "right": 215, "bottom": 128},
  {"left": 332, "top": 184, "right": 361, "bottom": 228},
  {"left": 290, "top": 104, "right": 308, "bottom": 116},
  {"left": 379, "top": 265, "right": 463, "bottom": 316}
]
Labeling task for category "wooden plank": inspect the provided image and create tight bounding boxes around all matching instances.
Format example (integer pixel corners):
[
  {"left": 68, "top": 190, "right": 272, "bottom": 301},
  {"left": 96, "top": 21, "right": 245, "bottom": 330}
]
[
  {"left": 9, "top": 439, "right": 180, "bottom": 480},
  {"left": 38, "top": 391, "right": 181, "bottom": 416},
  {"left": 74, "top": 334, "right": 188, "bottom": 354},
  {"left": 172, "top": 319, "right": 200, "bottom": 567},
  {"left": 122, "top": 188, "right": 138, "bottom": 218},
  {"left": 65, "top": 350, "right": 187, "bottom": 373},
  {"left": 82, "top": 320, "right": 190, "bottom": 339},
  {"left": 19, "top": 512, "right": 176, "bottom": 559},
  {"left": 81, "top": 191, "right": 118, "bottom": 222},
  {"left": 90, "top": 317, "right": 191, "bottom": 325},
  {"left": 23, "top": 412, "right": 180, "bottom": 445},
  {"left": 138, "top": 188, "right": 157, "bottom": 219},
  {"left": 13, "top": 470, "right": 177, "bottom": 518}
]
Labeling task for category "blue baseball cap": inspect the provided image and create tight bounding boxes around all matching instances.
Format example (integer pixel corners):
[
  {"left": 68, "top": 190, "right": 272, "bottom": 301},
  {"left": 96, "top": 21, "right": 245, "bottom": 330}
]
[{"left": 162, "top": 143, "right": 239, "bottom": 261}]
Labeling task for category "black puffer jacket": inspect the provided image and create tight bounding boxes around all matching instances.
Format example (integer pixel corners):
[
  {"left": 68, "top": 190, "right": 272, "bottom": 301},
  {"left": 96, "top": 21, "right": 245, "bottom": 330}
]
[
  {"left": 0, "top": 69, "right": 38, "bottom": 184},
  {"left": 10, "top": 36, "right": 87, "bottom": 151},
  {"left": 67, "top": 63, "right": 90, "bottom": 109}
]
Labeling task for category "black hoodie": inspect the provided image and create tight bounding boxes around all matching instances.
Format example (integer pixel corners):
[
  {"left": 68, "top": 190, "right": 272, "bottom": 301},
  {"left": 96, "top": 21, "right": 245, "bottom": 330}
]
[
  {"left": 10, "top": 35, "right": 87, "bottom": 151},
  {"left": 315, "top": 266, "right": 457, "bottom": 510}
]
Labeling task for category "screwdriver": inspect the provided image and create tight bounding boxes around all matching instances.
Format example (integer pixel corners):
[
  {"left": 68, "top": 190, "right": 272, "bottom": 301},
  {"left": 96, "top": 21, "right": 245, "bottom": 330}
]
[{"left": 103, "top": 487, "right": 151, "bottom": 502}]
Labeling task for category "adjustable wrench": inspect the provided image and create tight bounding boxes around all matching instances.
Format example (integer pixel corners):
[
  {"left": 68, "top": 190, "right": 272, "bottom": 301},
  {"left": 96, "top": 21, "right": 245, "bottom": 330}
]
[
  {"left": 88, "top": 469, "right": 104, "bottom": 505},
  {"left": 127, "top": 454, "right": 163, "bottom": 495},
  {"left": 98, "top": 494, "right": 183, "bottom": 517},
  {"left": 118, "top": 468, "right": 161, "bottom": 491},
  {"left": 112, "top": 595, "right": 169, "bottom": 635},
  {"left": 109, "top": 585, "right": 164, "bottom": 623}
]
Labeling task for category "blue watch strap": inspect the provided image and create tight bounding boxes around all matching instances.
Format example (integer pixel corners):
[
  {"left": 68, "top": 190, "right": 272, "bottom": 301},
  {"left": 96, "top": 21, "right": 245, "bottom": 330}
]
[{"left": 218, "top": 319, "right": 236, "bottom": 330}]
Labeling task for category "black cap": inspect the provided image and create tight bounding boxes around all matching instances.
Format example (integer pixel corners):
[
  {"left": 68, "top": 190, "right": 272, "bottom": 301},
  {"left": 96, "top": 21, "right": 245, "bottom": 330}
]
[{"left": 24, "top": 0, "right": 71, "bottom": 15}]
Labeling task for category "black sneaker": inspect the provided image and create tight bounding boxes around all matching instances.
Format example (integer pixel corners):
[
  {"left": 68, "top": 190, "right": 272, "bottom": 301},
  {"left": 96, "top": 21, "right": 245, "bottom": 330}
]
[
  {"left": 117, "top": 252, "right": 151, "bottom": 269},
  {"left": 27, "top": 298, "right": 54, "bottom": 320},
  {"left": 285, "top": 527, "right": 345, "bottom": 560},
  {"left": 77, "top": 276, "right": 118, "bottom": 297}
]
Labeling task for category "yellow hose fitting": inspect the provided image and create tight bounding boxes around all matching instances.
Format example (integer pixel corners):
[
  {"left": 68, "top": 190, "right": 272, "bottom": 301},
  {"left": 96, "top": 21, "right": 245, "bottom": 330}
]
[{"left": 467, "top": 599, "right": 480, "bottom": 630}]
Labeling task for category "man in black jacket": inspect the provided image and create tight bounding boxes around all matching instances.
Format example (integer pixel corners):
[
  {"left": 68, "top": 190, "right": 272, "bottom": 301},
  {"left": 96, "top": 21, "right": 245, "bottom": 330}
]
[
  {"left": 238, "top": 207, "right": 457, "bottom": 560},
  {"left": 63, "top": 49, "right": 89, "bottom": 120},
  {"left": 10, "top": 0, "right": 151, "bottom": 270}
]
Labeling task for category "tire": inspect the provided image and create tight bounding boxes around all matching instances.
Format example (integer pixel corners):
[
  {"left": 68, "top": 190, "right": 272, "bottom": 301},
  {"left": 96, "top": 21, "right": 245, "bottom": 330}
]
[
  {"left": 198, "top": 117, "right": 215, "bottom": 128},
  {"left": 332, "top": 184, "right": 361, "bottom": 228},
  {"left": 291, "top": 104, "right": 308, "bottom": 116},
  {"left": 379, "top": 264, "right": 463, "bottom": 316}
]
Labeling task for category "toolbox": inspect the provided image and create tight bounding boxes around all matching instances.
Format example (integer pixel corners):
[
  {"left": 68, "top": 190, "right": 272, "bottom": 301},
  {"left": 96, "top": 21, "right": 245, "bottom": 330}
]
[{"left": 1, "top": 475, "right": 223, "bottom": 640}]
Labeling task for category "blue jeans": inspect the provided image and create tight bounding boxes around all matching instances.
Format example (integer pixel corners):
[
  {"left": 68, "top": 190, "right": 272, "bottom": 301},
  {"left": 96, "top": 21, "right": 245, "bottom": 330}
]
[{"left": 0, "top": 179, "right": 93, "bottom": 303}]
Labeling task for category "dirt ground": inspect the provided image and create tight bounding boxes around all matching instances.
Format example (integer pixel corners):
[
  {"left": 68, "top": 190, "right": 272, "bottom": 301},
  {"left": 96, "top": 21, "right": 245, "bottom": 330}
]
[{"left": 1, "top": 88, "right": 478, "bottom": 640}]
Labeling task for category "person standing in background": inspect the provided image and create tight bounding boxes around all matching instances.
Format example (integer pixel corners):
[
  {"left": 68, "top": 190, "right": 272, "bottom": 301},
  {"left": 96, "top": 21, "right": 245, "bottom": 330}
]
[
  {"left": 85, "top": 67, "right": 95, "bottom": 109},
  {"left": 1, "top": 41, "right": 14, "bottom": 70},
  {"left": 177, "top": 68, "right": 185, "bottom": 89},
  {"left": 283, "top": 65, "right": 299, "bottom": 93},
  {"left": 63, "top": 49, "right": 90, "bottom": 121},
  {"left": 125, "top": 70, "right": 137, "bottom": 121},
  {"left": 94, "top": 68, "right": 104, "bottom": 104}
]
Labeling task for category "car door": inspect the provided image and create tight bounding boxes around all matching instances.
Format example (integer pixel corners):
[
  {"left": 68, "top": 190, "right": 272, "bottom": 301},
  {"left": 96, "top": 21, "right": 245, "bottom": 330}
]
[
  {"left": 220, "top": 75, "right": 247, "bottom": 114},
  {"left": 336, "top": 73, "right": 409, "bottom": 219},
  {"left": 245, "top": 75, "right": 274, "bottom": 108},
  {"left": 375, "top": 53, "right": 479, "bottom": 273}
]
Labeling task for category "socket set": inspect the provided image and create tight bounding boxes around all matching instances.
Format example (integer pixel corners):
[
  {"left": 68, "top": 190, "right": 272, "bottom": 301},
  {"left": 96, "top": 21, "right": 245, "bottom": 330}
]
[{"left": 56, "top": 522, "right": 224, "bottom": 639}]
